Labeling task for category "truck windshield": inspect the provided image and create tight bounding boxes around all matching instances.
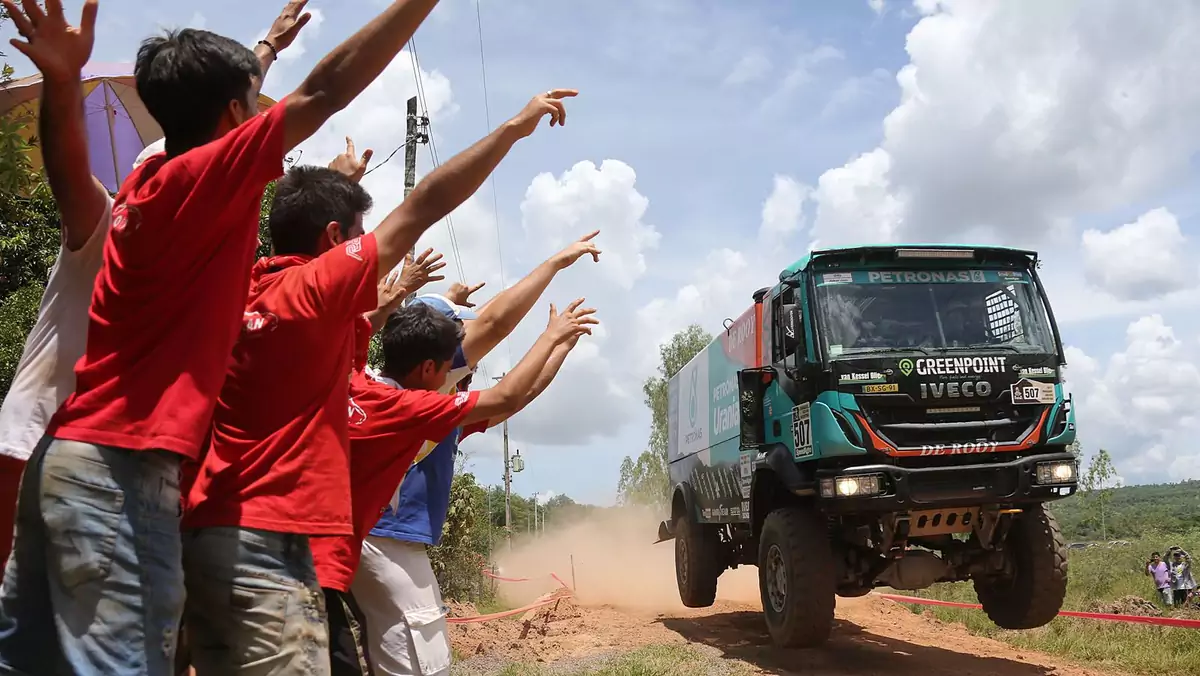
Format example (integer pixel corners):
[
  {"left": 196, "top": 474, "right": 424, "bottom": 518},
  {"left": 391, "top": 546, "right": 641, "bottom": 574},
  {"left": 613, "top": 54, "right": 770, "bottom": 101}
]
[{"left": 813, "top": 268, "right": 1056, "bottom": 358}]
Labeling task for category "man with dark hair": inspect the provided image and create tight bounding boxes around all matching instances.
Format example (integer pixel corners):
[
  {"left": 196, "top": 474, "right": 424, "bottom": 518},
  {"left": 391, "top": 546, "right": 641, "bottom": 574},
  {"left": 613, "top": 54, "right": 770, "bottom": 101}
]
[
  {"left": 318, "top": 298, "right": 595, "bottom": 674},
  {"left": 0, "top": 1, "right": 309, "bottom": 673},
  {"left": 269, "top": 164, "right": 377, "bottom": 256},
  {"left": 181, "top": 83, "right": 577, "bottom": 672},
  {"left": 351, "top": 231, "right": 601, "bottom": 675}
]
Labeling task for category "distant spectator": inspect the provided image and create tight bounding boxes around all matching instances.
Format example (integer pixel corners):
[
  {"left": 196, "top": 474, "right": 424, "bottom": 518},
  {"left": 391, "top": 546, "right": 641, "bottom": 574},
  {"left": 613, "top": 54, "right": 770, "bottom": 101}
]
[
  {"left": 1169, "top": 547, "right": 1195, "bottom": 606},
  {"left": 1147, "top": 552, "right": 1174, "bottom": 606}
]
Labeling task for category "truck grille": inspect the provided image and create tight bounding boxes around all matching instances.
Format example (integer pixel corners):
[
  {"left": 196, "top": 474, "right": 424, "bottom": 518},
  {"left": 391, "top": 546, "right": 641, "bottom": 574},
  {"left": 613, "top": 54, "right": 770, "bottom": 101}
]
[
  {"left": 906, "top": 465, "right": 1019, "bottom": 502},
  {"left": 859, "top": 400, "right": 1045, "bottom": 449}
]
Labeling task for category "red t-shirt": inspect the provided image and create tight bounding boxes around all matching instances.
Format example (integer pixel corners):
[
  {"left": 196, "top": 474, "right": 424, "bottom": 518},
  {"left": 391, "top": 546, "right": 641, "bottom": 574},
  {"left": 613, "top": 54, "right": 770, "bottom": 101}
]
[
  {"left": 46, "top": 101, "right": 288, "bottom": 459},
  {"left": 184, "top": 234, "right": 380, "bottom": 536},
  {"left": 311, "top": 371, "right": 479, "bottom": 590}
]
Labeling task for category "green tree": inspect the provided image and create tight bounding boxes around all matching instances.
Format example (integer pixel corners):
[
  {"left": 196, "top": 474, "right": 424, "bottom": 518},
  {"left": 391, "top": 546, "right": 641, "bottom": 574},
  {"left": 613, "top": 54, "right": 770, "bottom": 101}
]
[
  {"left": 0, "top": 284, "right": 43, "bottom": 395},
  {"left": 428, "top": 471, "right": 492, "bottom": 602},
  {"left": 1080, "top": 448, "right": 1120, "bottom": 541},
  {"left": 257, "top": 180, "right": 277, "bottom": 259},
  {"left": 617, "top": 324, "right": 712, "bottom": 510}
]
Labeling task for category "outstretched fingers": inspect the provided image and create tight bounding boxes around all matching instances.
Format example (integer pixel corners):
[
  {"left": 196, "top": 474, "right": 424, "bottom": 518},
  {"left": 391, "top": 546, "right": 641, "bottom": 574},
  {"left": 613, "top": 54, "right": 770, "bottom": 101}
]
[{"left": 2, "top": 1, "right": 34, "bottom": 38}]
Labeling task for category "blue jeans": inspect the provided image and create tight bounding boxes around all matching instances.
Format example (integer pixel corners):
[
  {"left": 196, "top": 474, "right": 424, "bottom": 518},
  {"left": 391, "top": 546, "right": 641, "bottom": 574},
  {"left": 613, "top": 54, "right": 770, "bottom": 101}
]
[
  {"left": 0, "top": 436, "right": 184, "bottom": 675},
  {"left": 183, "top": 527, "right": 329, "bottom": 675}
]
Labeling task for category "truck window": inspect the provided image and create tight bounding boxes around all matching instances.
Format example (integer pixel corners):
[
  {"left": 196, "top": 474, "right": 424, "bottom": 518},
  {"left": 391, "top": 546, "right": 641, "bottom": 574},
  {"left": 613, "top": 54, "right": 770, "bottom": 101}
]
[{"left": 813, "top": 271, "right": 1055, "bottom": 356}]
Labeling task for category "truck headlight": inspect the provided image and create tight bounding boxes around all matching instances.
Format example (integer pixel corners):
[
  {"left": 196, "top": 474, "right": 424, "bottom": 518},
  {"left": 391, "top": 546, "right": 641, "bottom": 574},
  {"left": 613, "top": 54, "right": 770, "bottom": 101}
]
[
  {"left": 1035, "top": 460, "right": 1076, "bottom": 485},
  {"left": 820, "top": 474, "right": 884, "bottom": 498}
]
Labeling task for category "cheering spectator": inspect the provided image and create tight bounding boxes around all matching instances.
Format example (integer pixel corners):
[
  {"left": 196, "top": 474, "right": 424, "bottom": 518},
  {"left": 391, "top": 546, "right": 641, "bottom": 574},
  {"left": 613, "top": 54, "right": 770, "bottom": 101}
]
[
  {"left": 1147, "top": 552, "right": 1174, "bottom": 606},
  {"left": 1169, "top": 547, "right": 1195, "bottom": 606}
]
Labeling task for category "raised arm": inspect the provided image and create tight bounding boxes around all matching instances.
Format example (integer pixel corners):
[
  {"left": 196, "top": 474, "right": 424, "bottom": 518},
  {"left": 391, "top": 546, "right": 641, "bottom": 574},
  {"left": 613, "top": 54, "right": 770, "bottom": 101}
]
[
  {"left": 463, "top": 299, "right": 596, "bottom": 424},
  {"left": 462, "top": 230, "right": 600, "bottom": 367},
  {"left": 282, "top": 0, "right": 441, "bottom": 150},
  {"left": 254, "top": 0, "right": 312, "bottom": 83},
  {"left": 3, "top": 0, "right": 108, "bottom": 250},
  {"left": 370, "top": 89, "right": 577, "bottom": 278},
  {"left": 487, "top": 335, "right": 579, "bottom": 427},
  {"left": 365, "top": 248, "right": 446, "bottom": 333}
]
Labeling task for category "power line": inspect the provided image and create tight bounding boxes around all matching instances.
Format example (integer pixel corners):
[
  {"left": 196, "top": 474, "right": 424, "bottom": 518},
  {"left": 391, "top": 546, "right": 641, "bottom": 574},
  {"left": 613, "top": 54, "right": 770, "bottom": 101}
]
[
  {"left": 403, "top": 37, "right": 500, "bottom": 388},
  {"left": 406, "top": 39, "right": 468, "bottom": 285},
  {"left": 474, "top": 0, "right": 516, "bottom": 367}
]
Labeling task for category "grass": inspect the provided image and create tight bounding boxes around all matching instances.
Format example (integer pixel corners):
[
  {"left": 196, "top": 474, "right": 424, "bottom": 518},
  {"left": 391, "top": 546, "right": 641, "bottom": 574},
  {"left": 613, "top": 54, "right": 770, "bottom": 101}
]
[
  {"left": 900, "top": 529, "right": 1200, "bottom": 675},
  {"left": 493, "top": 645, "right": 754, "bottom": 676}
]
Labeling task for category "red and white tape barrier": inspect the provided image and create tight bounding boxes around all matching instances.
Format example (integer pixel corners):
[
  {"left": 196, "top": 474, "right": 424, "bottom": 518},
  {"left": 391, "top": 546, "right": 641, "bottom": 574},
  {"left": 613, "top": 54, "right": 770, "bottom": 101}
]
[
  {"left": 444, "top": 564, "right": 574, "bottom": 625},
  {"left": 876, "top": 593, "right": 1200, "bottom": 629}
]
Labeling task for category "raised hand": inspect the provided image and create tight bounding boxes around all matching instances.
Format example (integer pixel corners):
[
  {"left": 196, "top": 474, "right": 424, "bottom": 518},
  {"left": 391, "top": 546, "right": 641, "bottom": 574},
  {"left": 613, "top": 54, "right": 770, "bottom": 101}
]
[
  {"left": 266, "top": 0, "right": 313, "bottom": 53},
  {"left": 506, "top": 89, "right": 578, "bottom": 139},
  {"left": 545, "top": 298, "right": 598, "bottom": 343},
  {"left": 2, "top": 0, "right": 98, "bottom": 80},
  {"left": 446, "top": 281, "right": 486, "bottom": 308},
  {"left": 328, "top": 136, "right": 374, "bottom": 183},
  {"left": 398, "top": 247, "right": 446, "bottom": 295},
  {"left": 552, "top": 230, "right": 602, "bottom": 270}
]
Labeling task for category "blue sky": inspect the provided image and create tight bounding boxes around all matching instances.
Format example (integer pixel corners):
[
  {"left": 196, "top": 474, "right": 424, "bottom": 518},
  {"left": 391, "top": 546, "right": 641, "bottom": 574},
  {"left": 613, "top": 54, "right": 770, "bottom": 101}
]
[{"left": 7, "top": 0, "right": 1200, "bottom": 504}]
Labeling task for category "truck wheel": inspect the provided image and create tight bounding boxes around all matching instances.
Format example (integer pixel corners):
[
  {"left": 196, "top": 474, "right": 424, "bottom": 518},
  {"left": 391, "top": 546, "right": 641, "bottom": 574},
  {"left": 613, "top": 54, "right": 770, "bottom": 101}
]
[
  {"left": 675, "top": 509, "right": 720, "bottom": 608},
  {"left": 974, "top": 503, "right": 1068, "bottom": 629},
  {"left": 758, "top": 506, "right": 836, "bottom": 648}
]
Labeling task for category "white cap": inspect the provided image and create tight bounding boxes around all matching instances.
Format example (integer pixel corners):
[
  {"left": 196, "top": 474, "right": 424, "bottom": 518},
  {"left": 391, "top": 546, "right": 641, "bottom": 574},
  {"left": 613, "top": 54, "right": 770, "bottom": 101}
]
[{"left": 133, "top": 138, "right": 166, "bottom": 169}]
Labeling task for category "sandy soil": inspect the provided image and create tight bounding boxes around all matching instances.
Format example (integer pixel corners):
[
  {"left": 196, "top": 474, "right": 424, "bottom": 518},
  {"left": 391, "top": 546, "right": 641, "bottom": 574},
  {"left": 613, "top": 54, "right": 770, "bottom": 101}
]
[{"left": 449, "top": 509, "right": 1124, "bottom": 675}]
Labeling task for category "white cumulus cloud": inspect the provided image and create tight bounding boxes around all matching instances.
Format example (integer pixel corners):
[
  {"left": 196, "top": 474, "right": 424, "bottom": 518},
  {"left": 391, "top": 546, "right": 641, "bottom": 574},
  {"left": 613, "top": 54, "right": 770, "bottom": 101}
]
[
  {"left": 812, "top": 0, "right": 1200, "bottom": 247},
  {"left": 1081, "top": 208, "right": 1196, "bottom": 301},
  {"left": 1066, "top": 315, "right": 1200, "bottom": 483}
]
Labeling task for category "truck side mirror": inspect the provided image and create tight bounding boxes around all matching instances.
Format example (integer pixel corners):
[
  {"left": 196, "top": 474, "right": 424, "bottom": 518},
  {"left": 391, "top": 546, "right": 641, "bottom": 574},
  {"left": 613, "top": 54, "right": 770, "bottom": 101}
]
[
  {"left": 781, "top": 303, "right": 802, "bottom": 357},
  {"left": 737, "top": 368, "right": 774, "bottom": 449}
]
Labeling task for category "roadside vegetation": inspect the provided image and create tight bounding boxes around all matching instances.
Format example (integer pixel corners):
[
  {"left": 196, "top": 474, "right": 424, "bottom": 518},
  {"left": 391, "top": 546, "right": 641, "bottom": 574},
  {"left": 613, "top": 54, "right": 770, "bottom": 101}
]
[{"left": 904, "top": 457, "right": 1200, "bottom": 675}]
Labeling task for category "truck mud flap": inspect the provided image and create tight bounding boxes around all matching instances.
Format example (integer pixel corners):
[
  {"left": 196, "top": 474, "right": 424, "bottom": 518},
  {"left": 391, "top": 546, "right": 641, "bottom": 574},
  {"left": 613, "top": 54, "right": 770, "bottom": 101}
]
[{"left": 654, "top": 519, "right": 674, "bottom": 544}]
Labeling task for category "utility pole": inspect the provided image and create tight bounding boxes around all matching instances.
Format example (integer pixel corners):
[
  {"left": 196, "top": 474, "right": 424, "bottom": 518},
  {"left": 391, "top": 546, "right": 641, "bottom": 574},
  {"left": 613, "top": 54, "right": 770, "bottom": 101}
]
[
  {"left": 533, "top": 492, "right": 538, "bottom": 536},
  {"left": 494, "top": 374, "right": 512, "bottom": 542},
  {"left": 502, "top": 418, "right": 511, "bottom": 537},
  {"left": 403, "top": 96, "right": 429, "bottom": 256}
]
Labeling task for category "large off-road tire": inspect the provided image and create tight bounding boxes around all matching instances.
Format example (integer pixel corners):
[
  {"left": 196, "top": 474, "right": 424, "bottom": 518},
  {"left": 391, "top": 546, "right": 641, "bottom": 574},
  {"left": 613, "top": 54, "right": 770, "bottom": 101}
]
[
  {"left": 974, "top": 503, "right": 1068, "bottom": 629},
  {"left": 758, "top": 506, "right": 836, "bottom": 648},
  {"left": 674, "top": 508, "right": 720, "bottom": 608}
]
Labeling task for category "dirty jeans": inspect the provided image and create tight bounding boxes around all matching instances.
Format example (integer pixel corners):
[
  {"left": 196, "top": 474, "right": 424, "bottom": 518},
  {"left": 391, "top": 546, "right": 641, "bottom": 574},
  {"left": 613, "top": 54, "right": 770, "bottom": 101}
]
[
  {"left": 0, "top": 436, "right": 185, "bottom": 675},
  {"left": 183, "top": 527, "right": 329, "bottom": 676}
]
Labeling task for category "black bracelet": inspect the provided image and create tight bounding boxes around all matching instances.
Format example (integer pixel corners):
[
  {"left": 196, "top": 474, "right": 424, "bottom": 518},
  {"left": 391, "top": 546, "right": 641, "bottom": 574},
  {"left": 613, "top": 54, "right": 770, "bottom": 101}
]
[{"left": 257, "top": 39, "right": 278, "bottom": 61}]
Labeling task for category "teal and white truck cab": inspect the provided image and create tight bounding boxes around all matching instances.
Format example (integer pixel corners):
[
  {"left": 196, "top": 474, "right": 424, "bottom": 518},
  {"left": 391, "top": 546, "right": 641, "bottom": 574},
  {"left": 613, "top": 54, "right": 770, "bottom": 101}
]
[{"left": 658, "top": 245, "right": 1078, "bottom": 648}]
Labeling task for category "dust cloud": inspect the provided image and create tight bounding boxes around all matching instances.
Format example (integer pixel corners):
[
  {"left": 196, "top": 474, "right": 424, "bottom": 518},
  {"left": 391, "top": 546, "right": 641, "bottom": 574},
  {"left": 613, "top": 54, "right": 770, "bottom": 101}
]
[{"left": 492, "top": 507, "right": 760, "bottom": 612}]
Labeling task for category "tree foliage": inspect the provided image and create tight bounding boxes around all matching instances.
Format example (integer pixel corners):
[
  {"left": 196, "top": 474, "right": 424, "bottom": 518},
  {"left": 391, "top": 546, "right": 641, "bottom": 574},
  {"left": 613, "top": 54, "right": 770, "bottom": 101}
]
[
  {"left": 0, "top": 284, "right": 43, "bottom": 396},
  {"left": 1079, "top": 448, "right": 1120, "bottom": 541},
  {"left": 617, "top": 324, "right": 712, "bottom": 510},
  {"left": 1053, "top": 478, "right": 1200, "bottom": 542},
  {"left": 428, "top": 471, "right": 491, "bottom": 602}
]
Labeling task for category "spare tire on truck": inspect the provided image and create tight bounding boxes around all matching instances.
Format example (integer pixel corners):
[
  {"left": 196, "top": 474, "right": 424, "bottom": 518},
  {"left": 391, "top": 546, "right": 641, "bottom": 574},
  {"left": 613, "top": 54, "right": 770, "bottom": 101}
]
[
  {"left": 974, "top": 503, "right": 1068, "bottom": 629},
  {"left": 675, "top": 506, "right": 720, "bottom": 608},
  {"left": 758, "top": 505, "right": 836, "bottom": 648}
]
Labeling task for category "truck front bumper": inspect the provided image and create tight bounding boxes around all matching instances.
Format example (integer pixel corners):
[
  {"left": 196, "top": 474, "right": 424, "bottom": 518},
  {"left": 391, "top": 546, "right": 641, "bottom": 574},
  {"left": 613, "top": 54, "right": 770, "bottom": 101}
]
[{"left": 814, "top": 452, "right": 1078, "bottom": 513}]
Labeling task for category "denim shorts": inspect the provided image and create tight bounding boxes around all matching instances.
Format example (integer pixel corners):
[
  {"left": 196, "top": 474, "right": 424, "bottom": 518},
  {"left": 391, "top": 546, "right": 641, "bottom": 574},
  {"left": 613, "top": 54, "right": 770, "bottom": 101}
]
[
  {"left": 183, "top": 527, "right": 329, "bottom": 676},
  {"left": 0, "top": 436, "right": 185, "bottom": 675}
]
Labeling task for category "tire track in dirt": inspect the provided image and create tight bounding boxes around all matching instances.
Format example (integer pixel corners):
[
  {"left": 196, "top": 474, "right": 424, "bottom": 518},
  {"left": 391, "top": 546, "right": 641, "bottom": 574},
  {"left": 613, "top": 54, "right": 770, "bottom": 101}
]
[
  {"left": 451, "top": 593, "right": 1124, "bottom": 675},
  {"left": 454, "top": 511, "right": 1124, "bottom": 675}
]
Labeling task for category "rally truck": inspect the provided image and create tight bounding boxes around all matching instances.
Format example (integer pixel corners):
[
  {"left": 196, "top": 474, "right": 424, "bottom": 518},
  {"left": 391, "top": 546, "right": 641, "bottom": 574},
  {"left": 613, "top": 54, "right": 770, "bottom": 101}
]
[{"left": 655, "top": 244, "right": 1078, "bottom": 648}]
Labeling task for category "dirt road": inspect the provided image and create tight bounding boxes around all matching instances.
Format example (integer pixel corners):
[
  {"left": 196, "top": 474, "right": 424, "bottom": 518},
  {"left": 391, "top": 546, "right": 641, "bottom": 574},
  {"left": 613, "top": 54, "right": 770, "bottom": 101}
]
[
  {"left": 450, "top": 592, "right": 1122, "bottom": 675},
  {"left": 452, "top": 512, "right": 1123, "bottom": 675}
]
